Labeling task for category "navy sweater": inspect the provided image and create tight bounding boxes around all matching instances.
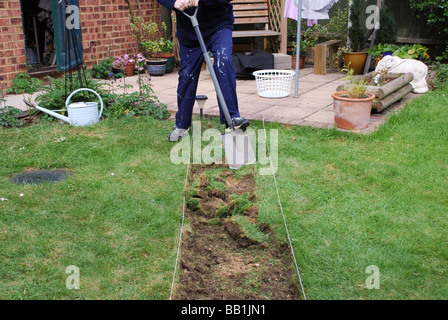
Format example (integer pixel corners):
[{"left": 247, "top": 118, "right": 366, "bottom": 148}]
[{"left": 157, "top": 0, "right": 234, "bottom": 48}]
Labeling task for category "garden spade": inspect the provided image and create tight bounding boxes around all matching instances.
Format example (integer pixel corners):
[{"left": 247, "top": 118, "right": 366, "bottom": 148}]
[{"left": 183, "top": 7, "right": 256, "bottom": 169}]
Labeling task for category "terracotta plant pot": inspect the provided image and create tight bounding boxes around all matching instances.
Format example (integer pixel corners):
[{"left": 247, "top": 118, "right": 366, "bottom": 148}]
[
  {"left": 343, "top": 52, "right": 368, "bottom": 75},
  {"left": 292, "top": 55, "right": 305, "bottom": 70},
  {"left": 332, "top": 91, "right": 375, "bottom": 130},
  {"left": 124, "top": 62, "right": 135, "bottom": 76}
]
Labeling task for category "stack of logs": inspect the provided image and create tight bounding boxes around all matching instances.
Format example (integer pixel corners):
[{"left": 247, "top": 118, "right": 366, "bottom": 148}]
[{"left": 337, "top": 72, "right": 414, "bottom": 112}]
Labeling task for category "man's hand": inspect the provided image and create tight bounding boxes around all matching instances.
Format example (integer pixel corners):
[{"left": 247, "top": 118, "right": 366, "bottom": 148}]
[{"left": 174, "top": 0, "right": 199, "bottom": 11}]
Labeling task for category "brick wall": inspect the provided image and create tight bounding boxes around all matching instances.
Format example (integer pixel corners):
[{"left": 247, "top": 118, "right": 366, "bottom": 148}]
[
  {"left": 0, "top": 0, "right": 27, "bottom": 89},
  {"left": 0, "top": 0, "right": 162, "bottom": 89},
  {"left": 80, "top": 0, "right": 162, "bottom": 68}
]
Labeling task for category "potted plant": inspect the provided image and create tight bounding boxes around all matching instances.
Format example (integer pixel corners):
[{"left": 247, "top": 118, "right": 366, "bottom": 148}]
[
  {"left": 291, "top": 41, "right": 304, "bottom": 69},
  {"left": 131, "top": 11, "right": 170, "bottom": 76},
  {"left": 368, "top": 43, "right": 399, "bottom": 65},
  {"left": 344, "top": 0, "right": 368, "bottom": 74},
  {"left": 291, "top": 24, "right": 325, "bottom": 69},
  {"left": 332, "top": 67, "right": 375, "bottom": 130},
  {"left": 142, "top": 39, "right": 167, "bottom": 76},
  {"left": 113, "top": 54, "right": 135, "bottom": 77}
]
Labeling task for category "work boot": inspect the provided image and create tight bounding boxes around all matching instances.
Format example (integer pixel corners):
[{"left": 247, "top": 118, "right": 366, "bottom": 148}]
[
  {"left": 168, "top": 126, "right": 189, "bottom": 142},
  {"left": 225, "top": 117, "right": 250, "bottom": 133}
]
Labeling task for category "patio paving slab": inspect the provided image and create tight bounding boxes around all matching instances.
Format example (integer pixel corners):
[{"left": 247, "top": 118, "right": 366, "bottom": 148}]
[{"left": 4, "top": 65, "right": 422, "bottom": 134}]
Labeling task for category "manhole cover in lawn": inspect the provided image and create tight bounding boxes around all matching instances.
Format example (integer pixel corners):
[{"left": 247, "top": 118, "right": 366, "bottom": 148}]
[{"left": 10, "top": 169, "right": 70, "bottom": 185}]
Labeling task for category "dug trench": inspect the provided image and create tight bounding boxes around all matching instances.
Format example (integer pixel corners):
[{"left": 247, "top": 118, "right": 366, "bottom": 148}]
[{"left": 173, "top": 164, "right": 301, "bottom": 300}]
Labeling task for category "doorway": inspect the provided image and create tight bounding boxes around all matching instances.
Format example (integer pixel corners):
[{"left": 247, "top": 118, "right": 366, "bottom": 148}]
[{"left": 20, "top": 0, "right": 58, "bottom": 76}]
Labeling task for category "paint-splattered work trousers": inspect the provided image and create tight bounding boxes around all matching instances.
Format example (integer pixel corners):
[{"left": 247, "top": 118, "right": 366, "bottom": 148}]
[{"left": 175, "top": 27, "right": 240, "bottom": 129}]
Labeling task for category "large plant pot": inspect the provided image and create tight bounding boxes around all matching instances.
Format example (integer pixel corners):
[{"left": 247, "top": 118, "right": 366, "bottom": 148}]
[
  {"left": 332, "top": 91, "right": 375, "bottom": 130},
  {"left": 292, "top": 55, "right": 305, "bottom": 70},
  {"left": 146, "top": 59, "right": 167, "bottom": 76},
  {"left": 112, "top": 67, "right": 124, "bottom": 76},
  {"left": 157, "top": 53, "right": 175, "bottom": 73},
  {"left": 343, "top": 52, "right": 368, "bottom": 75}
]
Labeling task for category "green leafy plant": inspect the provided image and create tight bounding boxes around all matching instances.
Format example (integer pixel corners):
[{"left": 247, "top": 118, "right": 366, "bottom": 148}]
[
  {"left": 159, "top": 38, "right": 174, "bottom": 53},
  {"left": 332, "top": 46, "right": 352, "bottom": 70},
  {"left": 36, "top": 75, "right": 109, "bottom": 111},
  {"left": 105, "top": 72, "right": 170, "bottom": 120},
  {"left": 376, "top": 5, "right": 397, "bottom": 45},
  {"left": 0, "top": 75, "right": 22, "bottom": 127},
  {"left": 6, "top": 72, "right": 42, "bottom": 95},
  {"left": 341, "top": 66, "right": 367, "bottom": 99},
  {"left": 0, "top": 105, "right": 23, "bottom": 127},
  {"left": 89, "top": 58, "right": 113, "bottom": 79},
  {"left": 368, "top": 44, "right": 400, "bottom": 58},
  {"left": 393, "top": 44, "right": 430, "bottom": 62},
  {"left": 130, "top": 10, "right": 171, "bottom": 59},
  {"left": 430, "top": 62, "right": 448, "bottom": 89},
  {"left": 347, "top": 0, "right": 365, "bottom": 52},
  {"left": 409, "top": 0, "right": 448, "bottom": 61},
  {"left": 327, "top": 0, "right": 350, "bottom": 46},
  {"left": 368, "top": 44, "right": 430, "bottom": 63},
  {"left": 291, "top": 24, "right": 327, "bottom": 56}
]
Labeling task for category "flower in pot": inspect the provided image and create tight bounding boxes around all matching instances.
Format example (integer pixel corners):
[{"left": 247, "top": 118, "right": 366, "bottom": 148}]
[
  {"left": 332, "top": 67, "right": 375, "bottom": 130},
  {"left": 113, "top": 54, "right": 135, "bottom": 77},
  {"left": 142, "top": 39, "right": 167, "bottom": 76},
  {"left": 344, "top": 0, "right": 368, "bottom": 75},
  {"left": 130, "top": 10, "right": 169, "bottom": 76}
]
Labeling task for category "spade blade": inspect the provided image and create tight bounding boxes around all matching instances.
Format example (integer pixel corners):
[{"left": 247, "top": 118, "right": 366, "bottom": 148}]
[{"left": 222, "top": 129, "right": 256, "bottom": 170}]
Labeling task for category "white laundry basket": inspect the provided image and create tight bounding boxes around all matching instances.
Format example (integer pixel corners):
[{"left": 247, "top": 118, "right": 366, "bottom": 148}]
[{"left": 253, "top": 69, "right": 295, "bottom": 98}]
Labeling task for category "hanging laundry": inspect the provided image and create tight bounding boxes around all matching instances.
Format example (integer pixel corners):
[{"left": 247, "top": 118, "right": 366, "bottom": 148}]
[
  {"left": 284, "top": 0, "right": 339, "bottom": 21},
  {"left": 307, "top": 19, "right": 318, "bottom": 27}
]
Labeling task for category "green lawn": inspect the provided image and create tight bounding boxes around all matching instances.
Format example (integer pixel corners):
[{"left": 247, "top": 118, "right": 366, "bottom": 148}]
[
  {"left": 0, "top": 118, "right": 187, "bottom": 299},
  {"left": 1, "top": 86, "right": 447, "bottom": 299},
  {"left": 257, "top": 87, "right": 448, "bottom": 299}
]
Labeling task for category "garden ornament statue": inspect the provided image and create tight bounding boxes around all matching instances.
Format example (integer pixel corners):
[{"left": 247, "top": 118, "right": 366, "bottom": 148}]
[
  {"left": 32, "top": 88, "right": 104, "bottom": 126},
  {"left": 375, "top": 55, "right": 429, "bottom": 94}
]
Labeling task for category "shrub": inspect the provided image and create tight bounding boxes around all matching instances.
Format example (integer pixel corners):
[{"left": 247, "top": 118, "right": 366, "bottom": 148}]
[
  {"left": 105, "top": 76, "right": 170, "bottom": 120},
  {"left": 376, "top": 5, "right": 397, "bottom": 45},
  {"left": 6, "top": 72, "right": 42, "bottom": 95},
  {"left": 431, "top": 62, "right": 448, "bottom": 89},
  {"left": 36, "top": 75, "right": 108, "bottom": 111},
  {"left": 89, "top": 58, "right": 113, "bottom": 79},
  {"left": 347, "top": 0, "right": 365, "bottom": 52},
  {"left": 0, "top": 106, "right": 23, "bottom": 128},
  {"left": 393, "top": 44, "right": 431, "bottom": 62},
  {"left": 409, "top": 0, "right": 448, "bottom": 61}
]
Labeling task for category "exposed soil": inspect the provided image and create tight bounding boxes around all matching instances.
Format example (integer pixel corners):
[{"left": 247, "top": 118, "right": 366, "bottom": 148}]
[
  {"left": 173, "top": 164, "right": 301, "bottom": 300},
  {"left": 365, "top": 75, "right": 398, "bottom": 86}
]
